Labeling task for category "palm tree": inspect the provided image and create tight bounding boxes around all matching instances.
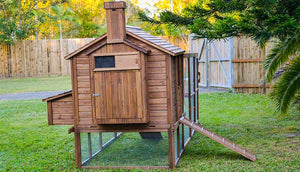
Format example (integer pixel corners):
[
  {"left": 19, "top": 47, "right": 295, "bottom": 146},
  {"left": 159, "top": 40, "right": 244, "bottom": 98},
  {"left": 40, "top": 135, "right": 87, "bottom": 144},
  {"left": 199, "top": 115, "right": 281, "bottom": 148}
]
[
  {"left": 264, "top": 31, "right": 300, "bottom": 114},
  {"left": 50, "top": 4, "right": 74, "bottom": 74}
]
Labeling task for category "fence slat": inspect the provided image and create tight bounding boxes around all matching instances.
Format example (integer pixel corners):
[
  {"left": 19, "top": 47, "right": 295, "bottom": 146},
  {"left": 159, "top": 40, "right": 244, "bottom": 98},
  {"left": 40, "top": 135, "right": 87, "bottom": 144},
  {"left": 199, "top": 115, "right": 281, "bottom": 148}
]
[{"left": 0, "top": 38, "right": 95, "bottom": 78}]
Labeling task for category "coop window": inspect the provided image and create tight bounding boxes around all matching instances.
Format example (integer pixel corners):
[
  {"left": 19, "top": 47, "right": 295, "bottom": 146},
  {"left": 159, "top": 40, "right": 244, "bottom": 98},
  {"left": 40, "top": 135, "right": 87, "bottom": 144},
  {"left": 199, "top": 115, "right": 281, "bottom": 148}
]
[{"left": 95, "top": 56, "right": 115, "bottom": 68}]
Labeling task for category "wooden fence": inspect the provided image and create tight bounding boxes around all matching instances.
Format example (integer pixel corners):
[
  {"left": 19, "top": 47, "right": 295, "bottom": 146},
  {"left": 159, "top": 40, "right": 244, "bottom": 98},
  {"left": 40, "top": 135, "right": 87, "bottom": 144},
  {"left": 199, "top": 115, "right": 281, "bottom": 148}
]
[
  {"left": 0, "top": 36, "right": 187, "bottom": 78},
  {"left": 0, "top": 38, "right": 94, "bottom": 78},
  {"left": 191, "top": 36, "right": 273, "bottom": 94}
]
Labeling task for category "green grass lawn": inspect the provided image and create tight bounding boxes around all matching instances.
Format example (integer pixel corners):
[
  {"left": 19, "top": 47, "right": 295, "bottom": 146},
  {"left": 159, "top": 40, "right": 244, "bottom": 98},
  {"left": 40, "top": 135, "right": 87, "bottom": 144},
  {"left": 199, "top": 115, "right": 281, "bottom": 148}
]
[
  {"left": 0, "top": 93, "right": 299, "bottom": 171},
  {"left": 0, "top": 76, "right": 71, "bottom": 95}
]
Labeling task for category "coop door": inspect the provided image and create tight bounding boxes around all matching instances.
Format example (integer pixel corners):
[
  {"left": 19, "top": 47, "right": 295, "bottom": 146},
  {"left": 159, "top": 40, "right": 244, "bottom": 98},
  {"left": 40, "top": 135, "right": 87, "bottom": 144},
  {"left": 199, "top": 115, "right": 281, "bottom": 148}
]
[{"left": 93, "top": 52, "right": 148, "bottom": 124}]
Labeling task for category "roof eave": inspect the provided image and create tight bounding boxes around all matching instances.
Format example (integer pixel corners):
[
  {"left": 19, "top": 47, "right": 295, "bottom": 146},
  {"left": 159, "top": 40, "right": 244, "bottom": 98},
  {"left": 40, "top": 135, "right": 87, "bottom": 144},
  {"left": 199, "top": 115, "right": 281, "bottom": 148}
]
[
  {"left": 126, "top": 31, "right": 185, "bottom": 56},
  {"left": 64, "top": 34, "right": 107, "bottom": 60},
  {"left": 42, "top": 90, "right": 72, "bottom": 102}
]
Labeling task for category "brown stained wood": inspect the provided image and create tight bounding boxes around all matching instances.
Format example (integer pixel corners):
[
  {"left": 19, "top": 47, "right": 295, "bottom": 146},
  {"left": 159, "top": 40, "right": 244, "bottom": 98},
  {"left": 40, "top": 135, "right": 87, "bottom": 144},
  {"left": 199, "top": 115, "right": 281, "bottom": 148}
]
[
  {"left": 149, "top": 98, "right": 168, "bottom": 104},
  {"left": 78, "top": 93, "right": 91, "bottom": 100},
  {"left": 53, "top": 116, "right": 73, "bottom": 121},
  {"left": 85, "top": 42, "right": 106, "bottom": 56},
  {"left": 149, "top": 104, "right": 168, "bottom": 111},
  {"left": 77, "top": 58, "right": 90, "bottom": 64},
  {"left": 147, "top": 61, "right": 166, "bottom": 68},
  {"left": 123, "top": 39, "right": 151, "bottom": 54},
  {"left": 184, "top": 53, "right": 198, "bottom": 58},
  {"left": 149, "top": 116, "right": 167, "bottom": 122},
  {"left": 148, "top": 67, "right": 166, "bottom": 74},
  {"left": 47, "top": 102, "right": 53, "bottom": 125},
  {"left": 104, "top": 1, "right": 126, "bottom": 43},
  {"left": 148, "top": 91, "right": 168, "bottom": 98},
  {"left": 76, "top": 64, "right": 89, "bottom": 70},
  {"left": 140, "top": 52, "right": 149, "bottom": 123},
  {"left": 71, "top": 58, "right": 79, "bottom": 125},
  {"left": 77, "top": 69, "right": 89, "bottom": 76},
  {"left": 78, "top": 111, "right": 92, "bottom": 116},
  {"left": 168, "top": 129, "right": 175, "bottom": 169},
  {"left": 77, "top": 81, "right": 91, "bottom": 88},
  {"left": 74, "top": 132, "right": 81, "bottom": 168},
  {"left": 147, "top": 55, "right": 166, "bottom": 62},
  {"left": 166, "top": 55, "right": 174, "bottom": 125},
  {"left": 79, "top": 118, "right": 93, "bottom": 125},
  {"left": 93, "top": 52, "right": 138, "bottom": 56},
  {"left": 52, "top": 107, "right": 73, "bottom": 113},
  {"left": 78, "top": 87, "right": 91, "bottom": 94},
  {"left": 148, "top": 80, "right": 167, "bottom": 86},
  {"left": 93, "top": 69, "right": 147, "bottom": 124},
  {"left": 48, "top": 100, "right": 74, "bottom": 125},
  {"left": 149, "top": 111, "right": 168, "bottom": 117},
  {"left": 148, "top": 86, "right": 167, "bottom": 92},
  {"left": 78, "top": 106, "right": 92, "bottom": 112},
  {"left": 78, "top": 99, "right": 92, "bottom": 105},
  {"left": 148, "top": 73, "right": 166, "bottom": 80},
  {"left": 174, "top": 56, "right": 179, "bottom": 123},
  {"left": 52, "top": 101, "right": 73, "bottom": 107},
  {"left": 77, "top": 76, "right": 90, "bottom": 82}
]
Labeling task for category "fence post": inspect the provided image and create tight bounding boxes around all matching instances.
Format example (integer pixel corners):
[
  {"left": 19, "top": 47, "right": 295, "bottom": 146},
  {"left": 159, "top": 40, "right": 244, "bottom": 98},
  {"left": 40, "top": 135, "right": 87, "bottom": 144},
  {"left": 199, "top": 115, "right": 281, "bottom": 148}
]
[
  {"left": 207, "top": 39, "right": 211, "bottom": 89},
  {"left": 229, "top": 37, "right": 234, "bottom": 93}
]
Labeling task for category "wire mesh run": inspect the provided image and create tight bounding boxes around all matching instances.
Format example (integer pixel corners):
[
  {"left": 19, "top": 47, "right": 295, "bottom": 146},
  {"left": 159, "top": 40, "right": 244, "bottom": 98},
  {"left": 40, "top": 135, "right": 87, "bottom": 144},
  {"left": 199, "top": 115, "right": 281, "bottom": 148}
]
[{"left": 80, "top": 132, "right": 169, "bottom": 167}]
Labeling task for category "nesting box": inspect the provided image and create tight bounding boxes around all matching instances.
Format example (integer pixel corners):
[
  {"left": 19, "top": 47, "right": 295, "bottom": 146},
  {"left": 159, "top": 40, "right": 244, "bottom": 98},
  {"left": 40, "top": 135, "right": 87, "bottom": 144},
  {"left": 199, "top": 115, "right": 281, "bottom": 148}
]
[{"left": 43, "top": 1, "right": 256, "bottom": 169}]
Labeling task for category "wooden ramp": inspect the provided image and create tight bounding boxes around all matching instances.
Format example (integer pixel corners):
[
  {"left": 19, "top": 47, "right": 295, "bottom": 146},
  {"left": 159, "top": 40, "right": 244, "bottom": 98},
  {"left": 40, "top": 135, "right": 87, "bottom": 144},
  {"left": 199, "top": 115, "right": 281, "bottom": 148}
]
[{"left": 179, "top": 117, "right": 257, "bottom": 161}]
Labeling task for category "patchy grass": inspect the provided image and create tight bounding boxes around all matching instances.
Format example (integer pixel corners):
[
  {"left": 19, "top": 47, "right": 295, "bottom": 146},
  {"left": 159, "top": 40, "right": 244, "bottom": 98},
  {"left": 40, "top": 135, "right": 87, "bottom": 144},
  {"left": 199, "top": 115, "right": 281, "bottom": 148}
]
[
  {"left": 0, "top": 76, "right": 71, "bottom": 95},
  {"left": 0, "top": 93, "right": 299, "bottom": 171},
  {"left": 178, "top": 93, "right": 300, "bottom": 171}
]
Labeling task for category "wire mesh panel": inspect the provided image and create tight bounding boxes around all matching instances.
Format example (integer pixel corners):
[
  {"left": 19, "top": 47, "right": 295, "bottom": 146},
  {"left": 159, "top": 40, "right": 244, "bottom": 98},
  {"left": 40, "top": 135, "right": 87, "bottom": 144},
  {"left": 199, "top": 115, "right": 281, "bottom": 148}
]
[
  {"left": 80, "top": 132, "right": 121, "bottom": 165},
  {"left": 80, "top": 132, "right": 169, "bottom": 167}
]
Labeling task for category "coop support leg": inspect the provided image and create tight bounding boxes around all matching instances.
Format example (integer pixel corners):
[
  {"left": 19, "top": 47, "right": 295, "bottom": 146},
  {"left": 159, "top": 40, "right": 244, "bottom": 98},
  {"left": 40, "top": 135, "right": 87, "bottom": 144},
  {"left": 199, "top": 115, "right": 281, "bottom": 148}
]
[
  {"left": 88, "top": 133, "right": 92, "bottom": 158},
  {"left": 74, "top": 132, "right": 82, "bottom": 168},
  {"left": 168, "top": 129, "right": 175, "bottom": 169},
  {"left": 99, "top": 132, "right": 103, "bottom": 151}
]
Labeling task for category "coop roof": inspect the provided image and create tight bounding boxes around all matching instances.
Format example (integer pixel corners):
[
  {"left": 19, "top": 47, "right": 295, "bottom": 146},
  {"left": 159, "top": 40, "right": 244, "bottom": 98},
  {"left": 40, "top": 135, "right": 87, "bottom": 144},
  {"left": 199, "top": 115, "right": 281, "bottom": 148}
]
[
  {"left": 42, "top": 90, "right": 72, "bottom": 102},
  {"left": 126, "top": 26, "right": 185, "bottom": 55},
  {"left": 65, "top": 26, "right": 185, "bottom": 60}
]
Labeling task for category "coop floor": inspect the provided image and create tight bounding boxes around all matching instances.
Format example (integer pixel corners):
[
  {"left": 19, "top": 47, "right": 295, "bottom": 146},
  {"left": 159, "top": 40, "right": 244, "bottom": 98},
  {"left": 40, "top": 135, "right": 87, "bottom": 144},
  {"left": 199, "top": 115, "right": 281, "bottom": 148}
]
[{"left": 82, "top": 132, "right": 169, "bottom": 167}]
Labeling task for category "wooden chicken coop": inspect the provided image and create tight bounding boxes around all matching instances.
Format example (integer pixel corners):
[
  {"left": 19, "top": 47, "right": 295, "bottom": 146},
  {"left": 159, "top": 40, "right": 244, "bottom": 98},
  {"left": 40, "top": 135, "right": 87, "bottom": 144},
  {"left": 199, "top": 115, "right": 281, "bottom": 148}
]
[{"left": 43, "top": 1, "right": 256, "bottom": 169}]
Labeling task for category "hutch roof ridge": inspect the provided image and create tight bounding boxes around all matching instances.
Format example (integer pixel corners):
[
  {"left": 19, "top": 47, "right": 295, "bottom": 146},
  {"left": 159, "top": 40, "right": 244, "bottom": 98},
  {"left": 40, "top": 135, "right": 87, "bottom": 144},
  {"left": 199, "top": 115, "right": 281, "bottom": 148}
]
[{"left": 64, "top": 25, "right": 185, "bottom": 60}]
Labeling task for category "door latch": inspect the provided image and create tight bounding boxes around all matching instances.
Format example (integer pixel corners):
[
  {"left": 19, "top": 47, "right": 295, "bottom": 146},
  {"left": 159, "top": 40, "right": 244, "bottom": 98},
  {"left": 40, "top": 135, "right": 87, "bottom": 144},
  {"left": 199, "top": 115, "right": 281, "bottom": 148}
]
[{"left": 93, "top": 93, "right": 100, "bottom": 97}]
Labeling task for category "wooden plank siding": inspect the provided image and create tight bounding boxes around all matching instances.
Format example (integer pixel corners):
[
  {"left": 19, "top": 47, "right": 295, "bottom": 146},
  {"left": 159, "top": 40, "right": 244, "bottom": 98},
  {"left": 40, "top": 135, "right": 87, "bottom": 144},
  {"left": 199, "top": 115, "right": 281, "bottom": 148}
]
[
  {"left": 68, "top": 35, "right": 172, "bottom": 131},
  {"left": 43, "top": 37, "right": 180, "bottom": 132},
  {"left": 48, "top": 95, "right": 73, "bottom": 125}
]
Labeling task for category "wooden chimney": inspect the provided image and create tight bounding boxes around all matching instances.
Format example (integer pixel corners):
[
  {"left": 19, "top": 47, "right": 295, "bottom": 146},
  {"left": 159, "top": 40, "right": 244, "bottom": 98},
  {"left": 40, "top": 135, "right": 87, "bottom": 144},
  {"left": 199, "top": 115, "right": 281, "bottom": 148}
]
[{"left": 104, "top": 1, "right": 126, "bottom": 43}]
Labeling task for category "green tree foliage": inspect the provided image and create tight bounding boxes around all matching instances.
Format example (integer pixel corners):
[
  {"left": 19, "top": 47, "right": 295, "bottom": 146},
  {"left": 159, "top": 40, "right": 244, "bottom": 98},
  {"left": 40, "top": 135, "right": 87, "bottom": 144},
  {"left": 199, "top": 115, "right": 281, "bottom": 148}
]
[
  {"left": 140, "top": 0, "right": 300, "bottom": 114},
  {"left": 49, "top": 4, "right": 74, "bottom": 40},
  {"left": 0, "top": 0, "right": 36, "bottom": 44}
]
